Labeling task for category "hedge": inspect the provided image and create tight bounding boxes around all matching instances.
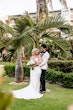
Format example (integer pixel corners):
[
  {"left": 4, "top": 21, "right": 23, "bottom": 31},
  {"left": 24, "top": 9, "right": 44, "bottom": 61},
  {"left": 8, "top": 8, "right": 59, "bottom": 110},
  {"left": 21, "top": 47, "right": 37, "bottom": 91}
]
[
  {"left": 48, "top": 60, "right": 73, "bottom": 73},
  {"left": 46, "top": 69, "right": 73, "bottom": 88},
  {"left": 3, "top": 62, "right": 73, "bottom": 88},
  {"left": 4, "top": 63, "right": 15, "bottom": 77},
  {"left": 2, "top": 60, "right": 73, "bottom": 73},
  {"left": 4, "top": 63, "right": 30, "bottom": 77}
]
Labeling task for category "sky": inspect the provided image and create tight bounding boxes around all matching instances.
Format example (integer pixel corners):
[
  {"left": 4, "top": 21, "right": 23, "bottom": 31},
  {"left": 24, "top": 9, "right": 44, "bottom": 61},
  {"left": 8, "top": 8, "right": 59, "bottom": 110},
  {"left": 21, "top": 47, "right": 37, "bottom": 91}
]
[{"left": 0, "top": 0, "right": 73, "bottom": 18}]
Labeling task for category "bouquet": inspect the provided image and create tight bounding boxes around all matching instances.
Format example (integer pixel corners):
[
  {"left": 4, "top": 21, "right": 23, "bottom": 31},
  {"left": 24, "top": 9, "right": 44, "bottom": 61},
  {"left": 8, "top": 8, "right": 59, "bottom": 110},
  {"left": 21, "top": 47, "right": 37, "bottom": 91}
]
[{"left": 27, "top": 59, "right": 36, "bottom": 69}]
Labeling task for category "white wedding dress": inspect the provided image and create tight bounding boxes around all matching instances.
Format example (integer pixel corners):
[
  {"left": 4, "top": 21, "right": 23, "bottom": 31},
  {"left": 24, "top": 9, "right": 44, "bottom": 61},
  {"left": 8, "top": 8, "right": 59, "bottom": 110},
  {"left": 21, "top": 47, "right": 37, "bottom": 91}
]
[{"left": 12, "top": 58, "right": 43, "bottom": 100}]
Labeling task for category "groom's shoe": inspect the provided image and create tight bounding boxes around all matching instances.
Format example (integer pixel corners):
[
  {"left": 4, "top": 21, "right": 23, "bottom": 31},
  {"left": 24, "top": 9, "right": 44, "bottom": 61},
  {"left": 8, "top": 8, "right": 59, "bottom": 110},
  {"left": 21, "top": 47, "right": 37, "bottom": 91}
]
[
  {"left": 42, "top": 91, "right": 46, "bottom": 93},
  {"left": 40, "top": 90, "right": 46, "bottom": 94},
  {"left": 40, "top": 89, "right": 43, "bottom": 93}
]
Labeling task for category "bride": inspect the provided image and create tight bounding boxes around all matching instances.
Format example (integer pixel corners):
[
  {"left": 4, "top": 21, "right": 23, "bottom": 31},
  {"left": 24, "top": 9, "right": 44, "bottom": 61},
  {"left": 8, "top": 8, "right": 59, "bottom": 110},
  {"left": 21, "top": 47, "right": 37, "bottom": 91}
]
[{"left": 12, "top": 48, "right": 43, "bottom": 99}]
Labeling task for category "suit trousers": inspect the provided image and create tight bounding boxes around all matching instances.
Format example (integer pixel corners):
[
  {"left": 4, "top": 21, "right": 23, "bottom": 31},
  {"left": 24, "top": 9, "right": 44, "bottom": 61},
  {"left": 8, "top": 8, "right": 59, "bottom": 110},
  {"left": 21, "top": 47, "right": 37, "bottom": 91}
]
[{"left": 40, "top": 69, "right": 46, "bottom": 91}]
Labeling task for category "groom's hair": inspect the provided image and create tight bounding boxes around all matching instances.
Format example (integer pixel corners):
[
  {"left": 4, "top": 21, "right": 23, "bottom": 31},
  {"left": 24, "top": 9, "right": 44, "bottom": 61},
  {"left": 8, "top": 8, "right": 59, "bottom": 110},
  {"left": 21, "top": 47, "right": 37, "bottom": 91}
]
[{"left": 41, "top": 44, "right": 47, "bottom": 48}]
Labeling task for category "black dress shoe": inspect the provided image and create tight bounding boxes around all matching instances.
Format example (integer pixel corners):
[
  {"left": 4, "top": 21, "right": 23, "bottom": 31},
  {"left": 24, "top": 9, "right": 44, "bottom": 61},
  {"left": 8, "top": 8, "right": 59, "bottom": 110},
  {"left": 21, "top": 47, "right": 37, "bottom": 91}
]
[
  {"left": 40, "top": 90, "right": 46, "bottom": 93},
  {"left": 42, "top": 91, "right": 46, "bottom": 93},
  {"left": 40, "top": 90, "right": 43, "bottom": 93}
]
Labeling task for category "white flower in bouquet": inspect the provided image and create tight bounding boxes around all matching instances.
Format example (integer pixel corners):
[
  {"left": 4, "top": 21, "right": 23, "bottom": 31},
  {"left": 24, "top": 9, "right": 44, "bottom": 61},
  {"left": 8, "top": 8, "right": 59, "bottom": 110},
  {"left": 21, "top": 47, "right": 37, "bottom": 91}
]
[{"left": 27, "top": 59, "right": 35, "bottom": 66}]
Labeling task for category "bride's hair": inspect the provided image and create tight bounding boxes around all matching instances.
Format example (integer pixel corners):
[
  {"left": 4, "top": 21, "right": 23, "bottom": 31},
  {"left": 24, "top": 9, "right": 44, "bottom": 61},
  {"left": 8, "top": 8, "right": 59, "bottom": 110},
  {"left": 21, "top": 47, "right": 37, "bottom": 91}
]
[{"left": 32, "top": 48, "right": 39, "bottom": 55}]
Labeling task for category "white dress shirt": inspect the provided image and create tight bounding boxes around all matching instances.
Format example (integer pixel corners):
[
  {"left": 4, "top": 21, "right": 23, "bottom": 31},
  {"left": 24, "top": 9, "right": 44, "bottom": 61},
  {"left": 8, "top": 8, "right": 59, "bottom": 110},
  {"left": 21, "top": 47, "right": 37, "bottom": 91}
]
[{"left": 39, "top": 51, "right": 50, "bottom": 70}]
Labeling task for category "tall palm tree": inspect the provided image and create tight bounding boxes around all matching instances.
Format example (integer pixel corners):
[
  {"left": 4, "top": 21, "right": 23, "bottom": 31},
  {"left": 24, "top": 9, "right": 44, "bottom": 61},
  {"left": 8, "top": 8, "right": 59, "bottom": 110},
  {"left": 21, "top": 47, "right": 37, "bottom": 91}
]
[
  {"left": 66, "top": 28, "right": 73, "bottom": 59},
  {"left": 10, "top": 13, "right": 36, "bottom": 82},
  {"left": 0, "top": 13, "right": 37, "bottom": 82},
  {"left": 36, "top": 0, "right": 49, "bottom": 22},
  {"left": 36, "top": 0, "right": 70, "bottom": 58},
  {"left": 36, "top": 0, "right": 67, "bottom": 22}
]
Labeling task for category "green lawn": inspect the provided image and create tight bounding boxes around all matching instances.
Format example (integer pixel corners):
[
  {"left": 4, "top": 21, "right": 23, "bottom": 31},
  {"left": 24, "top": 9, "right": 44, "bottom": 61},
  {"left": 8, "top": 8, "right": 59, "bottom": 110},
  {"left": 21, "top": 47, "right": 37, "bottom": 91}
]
[{"left": 0, "top": 77, "right": 73, "bottom": 110}]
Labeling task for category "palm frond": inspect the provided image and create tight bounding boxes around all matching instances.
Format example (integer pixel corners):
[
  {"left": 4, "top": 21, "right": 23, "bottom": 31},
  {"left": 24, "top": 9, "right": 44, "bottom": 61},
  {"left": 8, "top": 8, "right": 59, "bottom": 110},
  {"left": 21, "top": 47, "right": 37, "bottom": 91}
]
[
  {"left": 0, "top": 20, "right": 14, "bottom": 36},
  {"left": 37, "top": 16, "right": 70, "bottom": 32},
  {"left": 59, "top": 0, "right": 67, "bottom": 9},
  {"left": 14, "top": 13, "right": 35, "bottom": 34},
  {"left": 0, "top": 91, "right": 14, "bottom": 110},
  {"left": 3, "top": 24, "right": 14, "bottom": 36},
  {"left": 42, "top": 33, "right": 69, "bottom": 58}
]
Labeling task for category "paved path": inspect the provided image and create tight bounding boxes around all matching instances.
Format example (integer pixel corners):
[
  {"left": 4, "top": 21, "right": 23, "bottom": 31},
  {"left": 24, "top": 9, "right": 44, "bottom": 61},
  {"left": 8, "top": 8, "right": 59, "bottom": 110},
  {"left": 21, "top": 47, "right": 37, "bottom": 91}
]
[{"left": 0, "top": 65, "right": 5, "bottom": 77}]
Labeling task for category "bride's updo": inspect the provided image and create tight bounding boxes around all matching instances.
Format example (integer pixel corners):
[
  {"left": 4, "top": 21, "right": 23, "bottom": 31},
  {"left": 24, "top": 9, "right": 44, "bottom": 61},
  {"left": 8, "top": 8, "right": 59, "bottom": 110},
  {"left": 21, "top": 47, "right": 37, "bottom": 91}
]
[{"left": 32, "top": 48, "right": 39, "bottom": 55}]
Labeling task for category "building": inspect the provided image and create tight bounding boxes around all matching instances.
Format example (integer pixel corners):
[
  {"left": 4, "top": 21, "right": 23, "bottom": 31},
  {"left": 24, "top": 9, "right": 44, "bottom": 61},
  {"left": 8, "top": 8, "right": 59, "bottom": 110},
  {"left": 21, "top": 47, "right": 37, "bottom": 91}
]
[
  {"left": 61, "top": 8, "right": 73, "bottom": 25},
  {"left": 0, "top": 8, "right": 73, "bottom": 26}
]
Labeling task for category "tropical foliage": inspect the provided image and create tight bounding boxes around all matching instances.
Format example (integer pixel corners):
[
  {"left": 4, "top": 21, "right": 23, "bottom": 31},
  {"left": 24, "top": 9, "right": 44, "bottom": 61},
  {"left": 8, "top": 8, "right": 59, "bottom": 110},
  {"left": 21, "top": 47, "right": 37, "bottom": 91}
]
[
  {"left": 0, "top": 91, "right": 14, "bottom": 110},
  {"left": 0, "top": 0, "right": 72, "bottom": 83},
  {"left": 0, "top": 12, "right": 72, "bottom": 82}
]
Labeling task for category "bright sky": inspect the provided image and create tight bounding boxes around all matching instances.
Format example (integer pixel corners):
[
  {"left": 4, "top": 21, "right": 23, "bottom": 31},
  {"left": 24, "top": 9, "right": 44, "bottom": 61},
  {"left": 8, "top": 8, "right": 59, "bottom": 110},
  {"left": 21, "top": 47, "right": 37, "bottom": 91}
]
[{"left": 0, "top": 0, "right": 73, "bottom": 18}]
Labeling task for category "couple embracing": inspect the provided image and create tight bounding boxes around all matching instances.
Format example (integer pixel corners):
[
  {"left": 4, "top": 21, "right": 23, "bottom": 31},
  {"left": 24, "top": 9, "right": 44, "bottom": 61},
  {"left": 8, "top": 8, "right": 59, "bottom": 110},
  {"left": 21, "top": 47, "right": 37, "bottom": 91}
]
[{"left": 12, "top": 44, "right": 50, "bottom": 100}]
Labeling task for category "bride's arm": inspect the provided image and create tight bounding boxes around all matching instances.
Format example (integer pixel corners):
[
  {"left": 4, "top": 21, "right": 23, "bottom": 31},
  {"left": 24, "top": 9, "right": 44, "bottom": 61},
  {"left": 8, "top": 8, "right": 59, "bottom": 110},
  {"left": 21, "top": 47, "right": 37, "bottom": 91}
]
[{"left": 35, "top": 55, "right": 42, "bottom": 66}]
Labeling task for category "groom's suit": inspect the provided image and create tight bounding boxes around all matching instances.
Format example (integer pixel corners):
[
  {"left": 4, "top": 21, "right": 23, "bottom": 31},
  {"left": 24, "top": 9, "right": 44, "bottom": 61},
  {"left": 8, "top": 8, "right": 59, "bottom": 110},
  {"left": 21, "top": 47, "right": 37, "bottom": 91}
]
[{"left": 39, "top": 51, "right": 50, "bottom": 92}]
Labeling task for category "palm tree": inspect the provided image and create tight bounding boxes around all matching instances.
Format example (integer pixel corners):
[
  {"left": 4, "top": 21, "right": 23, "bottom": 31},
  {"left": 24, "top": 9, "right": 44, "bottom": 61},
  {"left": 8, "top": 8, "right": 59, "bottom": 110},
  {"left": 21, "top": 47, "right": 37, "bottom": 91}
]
[
  {"left": 0, "top": 20, "right": 14, "bottom": 61},
  {"left": 36, "top": 0, "right": 49, "bottom": 22},
  {"left": 10, "top": 13, "right": 36, "bottom": 82},
  {"left": 36, "top": 0, "right": 67, "bottom": 22},
  {"left": 0, "top": 13, "right": 37, "bottom": 82},
  {"left": 13, "top": 14, "right": 71, "bottom": 58},
  {"left": 36, "top": 0, "right": 71, "bottom": 58},
  {"left": 66, "top": 28, "right": 73, "bottom": 59}
]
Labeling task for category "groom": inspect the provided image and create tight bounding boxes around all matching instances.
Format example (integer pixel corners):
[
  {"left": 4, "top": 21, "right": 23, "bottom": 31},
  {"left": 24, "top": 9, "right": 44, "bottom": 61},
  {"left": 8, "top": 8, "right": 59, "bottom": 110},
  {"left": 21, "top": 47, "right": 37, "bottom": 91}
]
[{"left": 39, "top": 44, "right": 50, "bottom": 93}]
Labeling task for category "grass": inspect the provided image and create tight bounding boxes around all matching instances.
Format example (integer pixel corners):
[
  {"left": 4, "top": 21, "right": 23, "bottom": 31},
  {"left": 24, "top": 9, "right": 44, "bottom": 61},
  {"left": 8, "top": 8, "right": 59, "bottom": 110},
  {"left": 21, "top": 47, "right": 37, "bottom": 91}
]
[{"left": 0, "top": 77, "right": 73, "bottom": 110}]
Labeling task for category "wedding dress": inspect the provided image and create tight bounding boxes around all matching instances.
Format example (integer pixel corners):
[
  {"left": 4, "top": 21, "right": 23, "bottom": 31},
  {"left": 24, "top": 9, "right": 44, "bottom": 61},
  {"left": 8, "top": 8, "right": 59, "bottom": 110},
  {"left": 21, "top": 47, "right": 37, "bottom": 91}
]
[{"left": 12, "top": 58, "right": 43, "bottom": 100}]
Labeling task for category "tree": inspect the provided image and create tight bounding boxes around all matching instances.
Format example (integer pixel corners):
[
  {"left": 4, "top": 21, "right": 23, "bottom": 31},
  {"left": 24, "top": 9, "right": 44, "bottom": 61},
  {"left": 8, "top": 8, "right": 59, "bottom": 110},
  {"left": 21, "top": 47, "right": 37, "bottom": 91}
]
[
  {"left": 36, "top": 0, "right": 67, "bottom": 22},
  {"left": 66, "top": 28, "right": 73, "bottom": 59},
  {"left": 36, "top": 0, "right": 49, "bottom": 22},
  {"left": 13, "top": 13, "right": 71, "bottom": 58},
  {"left": 35, "top": 0, "right": 71, "bottom": 58}
]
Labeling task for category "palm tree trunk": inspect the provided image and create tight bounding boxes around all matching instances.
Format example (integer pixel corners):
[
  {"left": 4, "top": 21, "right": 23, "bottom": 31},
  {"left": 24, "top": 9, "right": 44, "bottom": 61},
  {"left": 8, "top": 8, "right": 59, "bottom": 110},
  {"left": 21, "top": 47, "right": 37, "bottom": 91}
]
[
  {"left": 68, "top": 40, "right": 73, "bottom": 59},
  {"left": 15, "top": 48, "right": 24, "bottom": 83},
  {"left": 35, "top": 0, "right": 49, "bottom": 47},
  {"left": 36, "top": 0, "right": 67, "bottom": 23},
  {"left": 36, "top": 0, "right": 49, "bottom": 23}
]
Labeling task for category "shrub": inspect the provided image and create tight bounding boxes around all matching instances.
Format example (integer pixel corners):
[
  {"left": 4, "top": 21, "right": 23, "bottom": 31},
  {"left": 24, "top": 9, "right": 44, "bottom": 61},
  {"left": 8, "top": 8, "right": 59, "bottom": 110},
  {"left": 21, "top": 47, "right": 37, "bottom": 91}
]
[
  {"left": 46, "top": 68, "right": 73, "bottom": 88},
  {"left": 4, "top": 63, "right": 30, "bottom": 77},
  {"left": 46, "top": 69, "right": 63, "bottom": 84},
  {"left": 62, "top": 73, "right": 73, "bottom": 88},
  {"left": 48, "top": 60, "right": 73, "bottom": 73},
  {"left": 3, "top": 62, "right": 73, "bottom": 88},
  {"left": 4, "top": 63, "right": 15, "bottom": 77},
  {"left": 0, "top": 91, "right": 14, "bottom": 110}
]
